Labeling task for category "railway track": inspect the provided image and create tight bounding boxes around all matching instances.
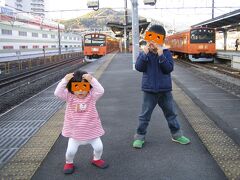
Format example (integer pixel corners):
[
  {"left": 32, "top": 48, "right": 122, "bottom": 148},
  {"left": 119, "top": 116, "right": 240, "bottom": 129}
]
[
  {"left": 175, "top": 59, "right": 240, "bottom": 79},
  {"left": 0, "top": 57, "right": 83, "bottom": 88},
  {"left": 0, "top": 58, "right": 83, "bottom": 97},
  {"left": 199, "top": 63, "right": 240, "bottom": 79},
  {"left": 0, "top": 56, "right": 85, "bottom": 114}
]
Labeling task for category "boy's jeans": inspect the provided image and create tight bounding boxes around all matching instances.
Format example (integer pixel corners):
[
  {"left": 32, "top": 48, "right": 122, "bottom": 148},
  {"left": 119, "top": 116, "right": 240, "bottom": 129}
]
[{"left": 135, "top": 91, "right": 182, "bottom": 140}]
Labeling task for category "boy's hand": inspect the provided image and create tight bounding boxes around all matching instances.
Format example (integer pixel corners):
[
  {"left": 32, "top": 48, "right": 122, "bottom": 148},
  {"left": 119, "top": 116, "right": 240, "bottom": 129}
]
[
  {"left": 82, "top": 74, "right": 92, "bottom": 83},
  {"left": 157, "top": 45, "right": 163, "bottom": 56},
  {"left": 65, "top": 73, "right": 74, "bottom": 82},
  {"left": 142, "top": 45, "right": 149, "bottom": 55}
]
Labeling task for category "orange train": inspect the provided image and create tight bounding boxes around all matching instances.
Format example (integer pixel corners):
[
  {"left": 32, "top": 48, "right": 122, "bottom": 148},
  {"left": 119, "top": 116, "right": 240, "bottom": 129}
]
[
  {"left": 165, "top": 27, "right": 216, "bottom": 62},
  {"left": 83, "top": 33, "right": 119, "bottom": 59}
]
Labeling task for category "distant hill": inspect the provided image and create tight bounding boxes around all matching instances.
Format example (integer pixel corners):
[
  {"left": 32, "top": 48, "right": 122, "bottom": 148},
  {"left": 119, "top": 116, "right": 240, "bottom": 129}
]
[{"left": 60, "top": 8, "right": 150, "bottom": 31}]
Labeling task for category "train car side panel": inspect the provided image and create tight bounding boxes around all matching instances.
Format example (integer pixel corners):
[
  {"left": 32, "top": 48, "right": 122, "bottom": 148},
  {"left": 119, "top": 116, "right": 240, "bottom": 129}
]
[{"left": 165, "top": 27, "right": 216, "bottom": 62}]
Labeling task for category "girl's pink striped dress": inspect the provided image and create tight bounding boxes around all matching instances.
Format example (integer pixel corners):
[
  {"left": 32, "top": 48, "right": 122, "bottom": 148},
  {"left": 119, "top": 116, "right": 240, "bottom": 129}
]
[{"left": 54, "top": 77, "right": 105, "bottom": 141}]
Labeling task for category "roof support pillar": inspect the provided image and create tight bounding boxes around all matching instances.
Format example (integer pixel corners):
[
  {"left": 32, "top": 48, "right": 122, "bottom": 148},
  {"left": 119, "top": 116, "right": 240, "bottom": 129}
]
[
  {"left": 223, "top": 29, "right": 227, "bottom": 51},
  {"left": 131, "top": 0, "right": 139, "bottom": 70}
]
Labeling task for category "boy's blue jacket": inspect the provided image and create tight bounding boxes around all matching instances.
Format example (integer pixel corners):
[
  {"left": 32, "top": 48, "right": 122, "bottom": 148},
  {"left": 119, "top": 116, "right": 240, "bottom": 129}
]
[{"left": 135, "top": 49, "right": 173, "bottom": 93}]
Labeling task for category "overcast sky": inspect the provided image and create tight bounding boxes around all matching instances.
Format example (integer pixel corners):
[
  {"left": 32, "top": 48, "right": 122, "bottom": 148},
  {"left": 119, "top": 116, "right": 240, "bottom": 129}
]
[{"left": 45, "top": 0, "right": 240, "bottom": 30}]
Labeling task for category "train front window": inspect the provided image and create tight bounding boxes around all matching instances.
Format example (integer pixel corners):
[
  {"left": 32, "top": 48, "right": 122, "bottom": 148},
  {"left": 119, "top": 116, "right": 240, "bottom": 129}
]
[
  {"left": 84, "top": 35, "right": 92, "bottom": 46},
  {"left": 92, "top": 35, "right": 106, "bottom": 46},
  {"left": 190, "top": 29, "right": 215, "bottom": 43},
  {"left": 84, "top": 34, "right": 106, "bottom": 46}
]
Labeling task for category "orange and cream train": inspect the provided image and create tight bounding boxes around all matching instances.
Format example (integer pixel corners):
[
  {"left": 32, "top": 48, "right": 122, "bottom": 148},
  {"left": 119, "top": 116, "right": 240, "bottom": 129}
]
[
  {"left": 83, "top": 33, "right": 119, "bottom": 60},
  {"left": 165, "top": 27, "right": 216, "bottom": 62}
]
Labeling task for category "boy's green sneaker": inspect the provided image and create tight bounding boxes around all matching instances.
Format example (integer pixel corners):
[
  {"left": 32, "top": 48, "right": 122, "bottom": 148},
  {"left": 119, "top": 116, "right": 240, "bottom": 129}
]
[
  {"left": 172, "top": 136, "right": 190, "bottom": 145},
  {"left": 133, "top": 139, "right": 145, "bottom": 149}
]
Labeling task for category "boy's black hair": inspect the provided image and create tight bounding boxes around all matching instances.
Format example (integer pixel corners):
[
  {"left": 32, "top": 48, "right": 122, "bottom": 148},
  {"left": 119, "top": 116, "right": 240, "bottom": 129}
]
[
  {"left": 66, "top": 70, "right": 92, "bottom": 94},
  {"left": 148, "top": 25, "right": 166, "bottom": 38}
]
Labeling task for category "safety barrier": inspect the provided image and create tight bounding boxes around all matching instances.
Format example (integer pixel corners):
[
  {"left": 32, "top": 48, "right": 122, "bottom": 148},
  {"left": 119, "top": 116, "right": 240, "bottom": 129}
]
[{"left": 0, "top": 52, "right": 82, "bottom": 75}]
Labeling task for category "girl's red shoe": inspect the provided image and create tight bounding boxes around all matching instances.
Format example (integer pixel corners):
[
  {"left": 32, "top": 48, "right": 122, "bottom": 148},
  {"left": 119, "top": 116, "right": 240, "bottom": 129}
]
[
  {"left": 91, "top": 159, "right": 109, "bottom": 169},
  {"left": 63, "top": 163, "right": 74, "bottom": 174}
]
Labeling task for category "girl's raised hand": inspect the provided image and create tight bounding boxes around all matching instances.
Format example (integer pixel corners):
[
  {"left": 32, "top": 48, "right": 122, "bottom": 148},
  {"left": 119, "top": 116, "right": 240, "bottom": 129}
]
[
  {"left": 65, "top": 73, "right": 74, "bottom": 82},
  {"left": 82, "top": 74, "right": 92, "bottom": 83}
]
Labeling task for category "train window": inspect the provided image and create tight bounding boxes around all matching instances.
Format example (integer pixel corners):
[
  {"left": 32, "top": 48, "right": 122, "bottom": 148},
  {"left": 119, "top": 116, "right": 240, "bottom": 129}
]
[
  {"left": 84, "top": 34, "right": 106, "bottom": 46},
  {"left": 84, "top": 35, "right": 92, "bottom": 46},
  {"left": 19, "top": 31, "right": 27, "bottom": 36},
  {"left": 2, "top": 29, "right": 12, "bottom": 35},
  {"left": 183, "top": 37, "right": 187, "bottom": 45},
  {"left": 3, "top": 46, "right": 14, "bottom": 49},
  {"left": 32, "top": 32, "right": 38, "bottom": 37},
  {"left": 92, "top": 36, "right": 105, "bottom": 46},
  {"left": 190, "top": 29, "right": 215, "bottom": 44},
  {"left": 191, "top": 34, "right": 198, "bottom": 40},
  {"left": 42, "top": 34, "right": 48, "bottom": 38},
  {"left": 20, "top": 46, "right": 28, "bottom": 49},
  {"left": 93, "top": 35, "right": 106, "bottom": 46},
  {"left": 98, "top": 35, "right": 105, "bottom": 38}
]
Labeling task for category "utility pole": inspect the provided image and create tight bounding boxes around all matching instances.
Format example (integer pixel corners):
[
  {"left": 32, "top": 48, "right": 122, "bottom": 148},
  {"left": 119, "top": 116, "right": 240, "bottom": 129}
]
[
  {"left": 131, "top": 0, "right": 139, "bottom": 70},
  {"left": 124, "top": 0, "right": 128, "bottom": 53},
  {"left": 212, "top": 0, "right": 214, "bottom": 19},
  {"left": 58, "top": 23, "right": 61, "bottom": 55}
]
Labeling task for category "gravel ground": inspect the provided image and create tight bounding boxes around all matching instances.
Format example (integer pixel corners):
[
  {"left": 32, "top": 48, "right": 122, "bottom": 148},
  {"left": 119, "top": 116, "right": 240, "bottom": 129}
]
[{"left": 0, "top": 61, "right": 86, "bottom": 114}]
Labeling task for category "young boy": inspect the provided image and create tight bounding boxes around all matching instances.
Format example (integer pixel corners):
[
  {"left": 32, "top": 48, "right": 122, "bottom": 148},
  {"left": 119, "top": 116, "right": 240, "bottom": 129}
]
[{"left": 133, "top": 24, "right": 190, "bottom": 148}]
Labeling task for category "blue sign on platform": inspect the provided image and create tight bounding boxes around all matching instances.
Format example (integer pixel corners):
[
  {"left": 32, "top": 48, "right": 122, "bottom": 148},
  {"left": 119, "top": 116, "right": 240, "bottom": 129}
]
[{"left": 0, "top": 7, "right": 13, "bottom": 17}]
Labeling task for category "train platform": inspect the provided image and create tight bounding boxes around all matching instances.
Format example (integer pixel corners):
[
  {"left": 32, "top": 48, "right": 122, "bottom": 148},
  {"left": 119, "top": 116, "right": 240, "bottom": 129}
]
[
  {"left": 216, "top": 50, "right": 240, "bottom": 69},
  {"left": 216, "top": 50, "right": 240, "bottom": 60},
  {"left": 0, "top": 53, "right": 239, "bottom": 180}
]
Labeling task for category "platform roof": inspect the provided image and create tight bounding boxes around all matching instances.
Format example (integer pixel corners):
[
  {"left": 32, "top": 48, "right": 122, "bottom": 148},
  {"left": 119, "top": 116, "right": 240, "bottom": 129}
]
[
  {"left": 106, "top": 19, "right": 150, "bottom": 37},
  {"left": 192, "top": 9, "right": 240, "bottom": 31}
]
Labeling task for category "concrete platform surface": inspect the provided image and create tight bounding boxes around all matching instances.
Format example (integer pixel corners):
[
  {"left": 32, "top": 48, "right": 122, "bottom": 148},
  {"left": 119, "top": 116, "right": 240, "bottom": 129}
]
[{"left": 32, "top": 53, "right": 226, "bottom": 180}]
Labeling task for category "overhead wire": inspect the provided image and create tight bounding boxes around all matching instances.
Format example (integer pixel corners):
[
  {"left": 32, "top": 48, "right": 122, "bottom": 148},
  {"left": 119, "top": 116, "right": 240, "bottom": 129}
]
[{"left": 4, "top": 6, "right": 240, "bottom": 14}]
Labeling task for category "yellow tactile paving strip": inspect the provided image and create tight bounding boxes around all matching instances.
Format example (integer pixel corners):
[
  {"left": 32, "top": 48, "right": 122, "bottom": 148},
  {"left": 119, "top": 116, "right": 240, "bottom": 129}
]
[
  {"left": 0, "top": 53, "right": 117, "bottom": 180},
  {"left": 172, "top": 82, "right": 240, "bottom": 180}
]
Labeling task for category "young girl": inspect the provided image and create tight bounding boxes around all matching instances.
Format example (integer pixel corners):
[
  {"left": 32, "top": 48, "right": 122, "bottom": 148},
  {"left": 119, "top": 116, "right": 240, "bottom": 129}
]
[{"left": 54, "top": 70, "right": 108, "bottom": 174}]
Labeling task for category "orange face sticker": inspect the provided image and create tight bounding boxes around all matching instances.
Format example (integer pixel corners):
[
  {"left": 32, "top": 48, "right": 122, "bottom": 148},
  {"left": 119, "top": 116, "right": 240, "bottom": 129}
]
[
  {"left": 71, "top": 82, "right": 90, "bottom": 92},
  {"left": 144, "top": 31, "right": 164, "bottom": 45}
]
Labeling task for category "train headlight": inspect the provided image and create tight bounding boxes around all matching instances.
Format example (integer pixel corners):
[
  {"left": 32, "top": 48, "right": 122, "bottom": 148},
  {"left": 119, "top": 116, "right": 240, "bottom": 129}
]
[{"left": 91, "top": 47, "right": 99, "bottom": 51}]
